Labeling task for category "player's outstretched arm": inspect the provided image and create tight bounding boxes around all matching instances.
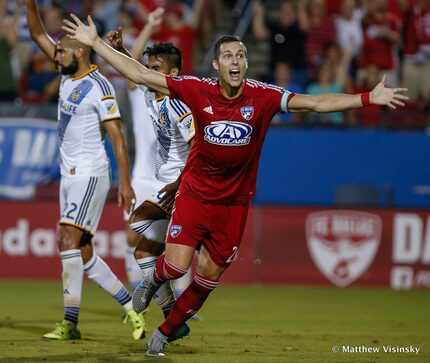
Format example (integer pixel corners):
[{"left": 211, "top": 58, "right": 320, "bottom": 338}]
[
  {"left": 104, "top": 119, "right": 136, "bottom": 214},
  {"left": 130, "top": 7, "right": 164, "bottom": 60},
  {"left": 288, "top": 75, "right": 408, "bottom": 113},
  {"left": 26, "top": 0, "right": 56, "bottom": 60},
  {"left": 62, "top": 14, "right": 169, "bottom": 95}
]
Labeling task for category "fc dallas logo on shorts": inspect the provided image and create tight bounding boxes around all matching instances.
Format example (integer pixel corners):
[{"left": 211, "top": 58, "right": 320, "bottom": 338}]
[
  {"left": 170, "top": 225, "right": 182, "bottom": 238},
  {"left": 306, "top": 211, "right": 381, "bottom": 287}
]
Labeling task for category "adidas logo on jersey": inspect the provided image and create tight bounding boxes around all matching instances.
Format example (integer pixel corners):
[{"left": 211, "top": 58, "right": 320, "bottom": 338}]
[{"left": 203, "top": 106, "right": 213, "bottom": 114}]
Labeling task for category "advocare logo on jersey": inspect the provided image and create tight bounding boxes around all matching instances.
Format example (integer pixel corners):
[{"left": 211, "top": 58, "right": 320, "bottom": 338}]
[
  {"left": 204, "top": 121, "right": 252, "bottom": 146},
  {"left": 306, "top": 210, "right": 381, "bottom": 287}
]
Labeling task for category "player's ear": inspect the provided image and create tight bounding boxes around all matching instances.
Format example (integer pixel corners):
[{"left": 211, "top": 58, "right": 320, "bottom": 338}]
[
  {"left": 170, "top": 67, "right": 179, "bottom": 77},
  {"left": 74, "top": 47, "right": 84, "bottom": 59},
  {"left": 212, "top": 59, "right": 219, "bottom": 71}
]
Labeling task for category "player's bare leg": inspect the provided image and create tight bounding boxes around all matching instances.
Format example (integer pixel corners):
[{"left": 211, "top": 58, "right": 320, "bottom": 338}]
[
  {"left": 146, "top": 245, "right": 223, "bottom": 356},
  {"left": 130, "top": 202, "right": 192, "bottom": 341},
  {"left": 132, "top": 242, "right": 195, "bottom": 313},
  {"left": 125, "top": 224, "right": 143, "bottom": 291},
  {"left": 130, "top": 202, "right": 174, "bottom": 314}
]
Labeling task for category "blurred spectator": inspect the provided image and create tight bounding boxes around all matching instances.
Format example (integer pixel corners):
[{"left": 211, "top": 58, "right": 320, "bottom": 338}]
[
  {"left": 326, "top": 0, "right": 342, "bottom": 14},
  {"left": 152, "top": 0, "right": 204, "bottom": 74},
  {"left": 300, "top": 0, "right": 337, "bottom": 72},
  {"left": 97, "top": 4, "right": 140, "bottom": 145},
  {"left": 0, "top": 0, "right": 21, "bottom": 101},
  {"left": 271, "top": 62, "right": 304, "bottom": 124},
  {"left": 127, "top": 0, "right": 163, "bottom": 30},
  {"left": 387, "top": 0, "right": 411, "bottom": 22},
  {"left": 138, "top": 0, "right": 166, "bottom": 12},
  {"left": 92, "top": 0, "right": 122, "bottom": 34},
  {"left": 196, "top": 0, "right": 219, "bottom": 50},
  {"left": 99, "top": 5, "right": 139, "bottom": 93},
  {"left": 305, "top": 64, "right": 344, "bottom": 125},
  {"left": 253, "top": 1, "right": 308, "bottom": 87},
  {"left": 79, "top": 0, "right": 106, "bottom": 35},
  {"left": 358, "top": 0, "right": 401, "bottom": 87},
  {"left": 353, "top": 63, "right": 384, "bottom": 127},
  {"left": 320, "top": 41, "right": 354, "bottom": 92},
  {"left": 23, "top": 5, "right": 63, "bottom": 103},
  {"left": 8, "top": 0, "right": 33, "bottom": 81},
  {"left": 402, "top": 0, "right": 430, "bottom": 106},
  {"left": 335, "top": 0, "right": 363, "bottom": 59}
]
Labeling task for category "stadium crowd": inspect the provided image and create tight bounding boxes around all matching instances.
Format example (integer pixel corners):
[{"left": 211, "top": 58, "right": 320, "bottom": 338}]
[{"left": 1, "top": 0, "right": 429, "bottom": 129}]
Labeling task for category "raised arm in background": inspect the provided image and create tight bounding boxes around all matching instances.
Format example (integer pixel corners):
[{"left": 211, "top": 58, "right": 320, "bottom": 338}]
[
  {"left": 130, "top": 7, "right": 164, "bottom": 59},
  {"left": 26, "top": 0, "right": 56, "bottom": 60},
  {"left": 1, "top": 0, "right": 22, "bottom": 47},
  {"left": 106, "top": 7, "right": 164, "bottom": 90},
  {"left": 252, "top": 2, "right": 270, "bottom": 40}
]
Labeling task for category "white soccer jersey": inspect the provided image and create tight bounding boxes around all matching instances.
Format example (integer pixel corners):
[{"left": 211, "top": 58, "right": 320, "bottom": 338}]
[
  {"left": 139, "top": 85, "right": 194, "bottom": 183},
  {"left": 58, "top": 65, "right": 121, "bottom": 177},
  {"left": 128, "top": 87, "right": 157, "bottom": 180}
]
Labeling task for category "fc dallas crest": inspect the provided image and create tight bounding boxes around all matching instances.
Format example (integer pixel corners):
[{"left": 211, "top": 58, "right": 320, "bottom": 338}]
[{"left": 306, "top": 211, "right": 381, "bottom": 287}]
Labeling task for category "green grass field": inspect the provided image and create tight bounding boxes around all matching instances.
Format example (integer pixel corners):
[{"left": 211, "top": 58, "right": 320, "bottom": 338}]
[{"left": 0, "top": 280, "right": 428, "bottom": 363}]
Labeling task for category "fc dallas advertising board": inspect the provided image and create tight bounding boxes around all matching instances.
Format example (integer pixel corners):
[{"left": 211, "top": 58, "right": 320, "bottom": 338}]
[{"left": 0, "top": 202, "right": 429, "bottom": 289}]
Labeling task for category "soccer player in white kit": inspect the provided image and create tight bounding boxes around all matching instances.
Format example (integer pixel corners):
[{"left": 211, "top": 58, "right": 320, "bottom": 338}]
[
  {"left": 26, "top": 0, "right": 146, "bottom": 341},
  {"left": 106, "top": 10, "right": 195, "bottom": 340}
]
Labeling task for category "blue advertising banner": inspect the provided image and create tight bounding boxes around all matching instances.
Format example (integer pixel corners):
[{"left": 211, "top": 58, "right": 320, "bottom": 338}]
[{"left": 0, "top": 118, "right": 60, "bottom": 199}]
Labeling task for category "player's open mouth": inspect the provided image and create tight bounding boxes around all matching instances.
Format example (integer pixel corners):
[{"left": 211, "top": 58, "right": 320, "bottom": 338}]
[{"left": 229, "top": 69, "right": 240, "bottom": 81}]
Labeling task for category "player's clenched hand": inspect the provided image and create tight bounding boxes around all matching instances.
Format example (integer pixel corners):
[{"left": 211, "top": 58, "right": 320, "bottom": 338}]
[
  {"left": 62, "top": 14, "right": 98, "bottom": 47},
  {"left": 118, "top": 183, "right": 136, "bottom": 214},
  {"left": 158, "top": 180, "right": 180, "bottom": 211},
  {"left": 370, "top": 75, "right": 409, "bottom": 109},
  {"left": 106, "top": 27, "right": 123, "bottom": 50}
]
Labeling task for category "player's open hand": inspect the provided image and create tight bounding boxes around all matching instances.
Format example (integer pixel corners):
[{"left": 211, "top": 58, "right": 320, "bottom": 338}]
[
  {"left": 62, "top": 14, "right": 98, "bottom": 47},
  {"left": 158, "top": 180, "right": 180, "bottom": 211},
  {"left": 370, "top": 75, "right": 409, "bottom": 109},
  {"left": 106, "top": 27, "right": 123, "bottom": 50},
  {"left": 118, "top": 183, "right": 136, "bottom": 214},
  {"left": 147, "top": 7, "right": 164, "bottom": 29}
]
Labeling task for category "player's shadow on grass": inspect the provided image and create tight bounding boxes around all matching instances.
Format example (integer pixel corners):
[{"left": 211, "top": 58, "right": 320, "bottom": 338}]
[
  {"left": 0, "top": 354, "right": 175, "bottom": 363},
  {"left": 81, "top": 307, "right": 120, "bottom": 319},
  {"left": 0, "top": 320, "right": 48, "bottom": 336}
]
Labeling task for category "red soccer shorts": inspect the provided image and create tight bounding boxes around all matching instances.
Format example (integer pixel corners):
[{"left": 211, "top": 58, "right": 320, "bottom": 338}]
[{"left": 166, "top": 192, "right": 249, "bottom": 268}]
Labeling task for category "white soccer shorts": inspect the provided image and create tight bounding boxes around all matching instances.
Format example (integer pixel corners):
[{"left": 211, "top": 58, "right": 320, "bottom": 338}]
[
  {"left": 124, "top": 177, "right": 170, "bottom": 221},
  {"left": 59, "top": 174, "right": 110, "bottom": 235}
]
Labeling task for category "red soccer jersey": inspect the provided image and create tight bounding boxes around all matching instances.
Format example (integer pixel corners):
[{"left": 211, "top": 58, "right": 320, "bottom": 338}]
[
  {"left": 360, "top": 12, "right": 401, "bottom": 70},
  {"left": 404, "top": 3, "right": 430, "bottom": 61},
  {"left": 166, "top": 76, "right": 294, "bottom": 204}
]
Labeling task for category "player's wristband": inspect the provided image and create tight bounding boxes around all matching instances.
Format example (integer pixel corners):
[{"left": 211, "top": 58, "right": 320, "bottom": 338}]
[{"left": 361, "top": 92, "right": 371, "bottom": 106}]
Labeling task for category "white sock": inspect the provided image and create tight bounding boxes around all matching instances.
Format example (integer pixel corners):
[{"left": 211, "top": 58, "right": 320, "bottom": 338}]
[
  {"left": 125, "top": 246, "right": 142, "bottom": 291},
  {"left": 129, "top": 219, "right": 153, "bottom": 236},
  {"left": 143, "top": 220, "right": 169, "bottom": 243},
  {"left": 60, "top": 249, "right": 83, "bottom": 325},
  {"left": 136, "top": 256, "right": 175, "bottom": 314},
  {"left": 84, "top": 254, "right": 132, "bottom": 310},
  {"left": 172, "top": 267, "right": 192, "bottom": 298}
]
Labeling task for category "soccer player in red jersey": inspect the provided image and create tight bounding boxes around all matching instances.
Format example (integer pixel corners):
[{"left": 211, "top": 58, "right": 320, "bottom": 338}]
[{"left": 63, "top": 14, "right": 408, "bottom": 357}]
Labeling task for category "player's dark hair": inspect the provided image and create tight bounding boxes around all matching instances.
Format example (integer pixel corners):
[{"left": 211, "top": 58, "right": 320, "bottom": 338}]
[
  {"left": 213, "top": 35, "right": 246, "bottom": 60},
  {"left": 143, "top": 42, "right": 183, "bottom": 73}
]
